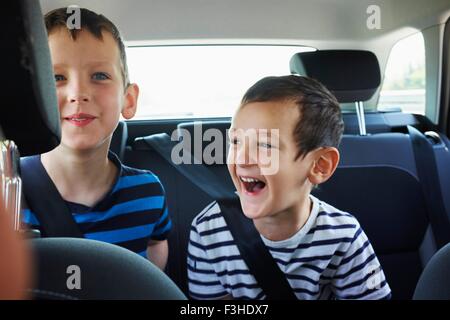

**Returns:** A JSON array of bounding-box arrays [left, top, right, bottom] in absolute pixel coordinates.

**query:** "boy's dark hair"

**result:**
[[44, 7, 129, 88], [241, 75, 344, 160]]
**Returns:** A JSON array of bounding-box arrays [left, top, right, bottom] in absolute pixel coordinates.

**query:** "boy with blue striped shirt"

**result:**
[[187, 75, 391, 299], [22, 8, 171, 269]]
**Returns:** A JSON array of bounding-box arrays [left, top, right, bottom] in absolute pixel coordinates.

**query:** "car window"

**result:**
[[378, 32, 426, 115], [126, 45, 315, 120]]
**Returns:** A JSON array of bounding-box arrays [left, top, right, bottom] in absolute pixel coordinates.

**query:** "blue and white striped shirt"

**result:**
[[22, 152, 172, 258], [187, 195, 391, 300]]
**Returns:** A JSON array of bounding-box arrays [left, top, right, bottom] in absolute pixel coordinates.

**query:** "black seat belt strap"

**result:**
[[20, 156, 84, 238], [218, 198, 298, 300], [144, 133, 297, 299]]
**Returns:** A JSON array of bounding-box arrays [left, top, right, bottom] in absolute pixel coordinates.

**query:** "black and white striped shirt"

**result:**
[[187, 195, 391, 300]]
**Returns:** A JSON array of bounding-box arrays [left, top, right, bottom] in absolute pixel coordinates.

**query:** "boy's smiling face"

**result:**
[[48, 28, 137, 151], [228, 101, 318, 221]]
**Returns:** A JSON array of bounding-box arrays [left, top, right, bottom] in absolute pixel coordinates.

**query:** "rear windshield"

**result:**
[[126, 45, 315, 120]]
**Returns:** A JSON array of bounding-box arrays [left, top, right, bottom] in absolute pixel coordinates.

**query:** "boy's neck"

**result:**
[[40, 143, 118, 207], [253, 195, 312, 242]]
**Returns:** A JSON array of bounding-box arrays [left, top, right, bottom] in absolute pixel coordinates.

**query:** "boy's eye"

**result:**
[[259, 142, 273, 149], [230, 137, 240, 145], [92, 72, 110, 81], [54, 74, 65, 82]]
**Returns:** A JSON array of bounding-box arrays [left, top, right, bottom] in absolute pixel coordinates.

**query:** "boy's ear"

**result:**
[[308, 147, 340, 185], [121, 83, 139, 119]]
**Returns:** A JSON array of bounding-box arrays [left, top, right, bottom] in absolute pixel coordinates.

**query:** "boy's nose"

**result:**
[[67, 81, 91, 104], [68, 91, 90, 103], [235, 143, 257, 167], [69, 94, 90, 103]]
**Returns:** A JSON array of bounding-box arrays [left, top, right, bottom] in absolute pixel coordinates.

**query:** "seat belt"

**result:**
[[408, 126, 450, 249], [20, 156, 84, 238], [144, 133, 297, 300], [218, 198, 298, 300]]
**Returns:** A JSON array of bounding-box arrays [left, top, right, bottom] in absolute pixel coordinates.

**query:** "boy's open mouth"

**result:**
[[239, 176, 267, 195]]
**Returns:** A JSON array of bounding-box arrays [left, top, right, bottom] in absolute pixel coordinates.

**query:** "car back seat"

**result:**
[[110, 121, 128, 161], [316, 133, 432, 299], [128, 122, 433, 298], [126, 139, 214, 295], [124, 51, 450, 299]]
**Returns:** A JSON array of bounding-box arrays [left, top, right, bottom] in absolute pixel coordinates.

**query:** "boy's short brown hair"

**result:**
[[240, 75, 344, 160], [44, 7, 129, 88]]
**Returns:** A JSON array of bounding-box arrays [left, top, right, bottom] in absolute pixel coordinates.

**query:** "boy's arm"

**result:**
[[147, 239, 168, 271], [187, 221, 230, 300], [0, 196, 30, 299], [147, 194, 171, 270], [331, 224, 392, 300]]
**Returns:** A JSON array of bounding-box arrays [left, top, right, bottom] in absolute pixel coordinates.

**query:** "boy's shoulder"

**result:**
[[109, 151, 163, 185], [118, 163, 164, 190], [191, 196, 363, 240], [313, 195, 360, 224], [192, 201, 224, 229], [120, 163, 159, 180], [110, 153, 165, 197], [309, 195, 365, 245]]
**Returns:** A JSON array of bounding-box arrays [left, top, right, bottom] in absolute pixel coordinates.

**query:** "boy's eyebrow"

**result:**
[[52, 61, 116, 69], [52, 63, 68, 69], [263, 129, 280, 138], [86, 61, 116, 68], [259, 130, 283, 147], [228, 128, 283, 146]]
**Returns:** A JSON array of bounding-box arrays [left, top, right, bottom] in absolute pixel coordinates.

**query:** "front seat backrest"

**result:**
[[0, 0, 60, 156], [413, 242, 450, 300], [30, 238, 186, 300]]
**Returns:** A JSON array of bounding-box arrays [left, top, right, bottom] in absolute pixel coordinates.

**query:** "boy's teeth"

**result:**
[[239, 176, 266, 193]]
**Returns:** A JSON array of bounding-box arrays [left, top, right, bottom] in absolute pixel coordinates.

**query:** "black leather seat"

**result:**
[[30, 238, 186, 300], [111, 121, 128, 161], [314, 135, 429, 300], [413, 242, 450, 300]]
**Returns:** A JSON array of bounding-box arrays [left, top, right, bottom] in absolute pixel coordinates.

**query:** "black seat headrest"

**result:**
[[290, 50, 381, 103], [0, 0, 60, 156]]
